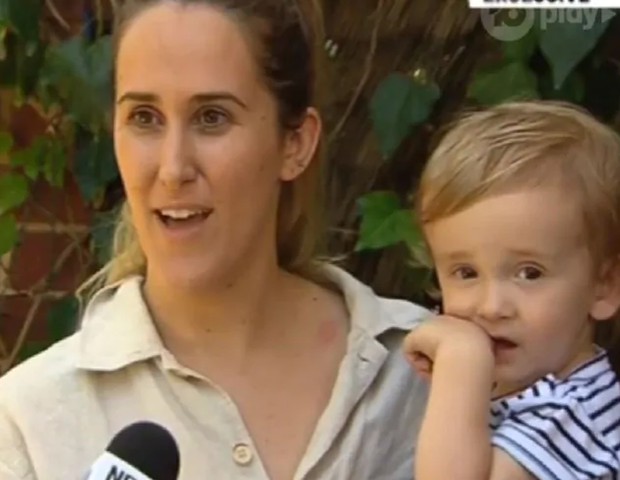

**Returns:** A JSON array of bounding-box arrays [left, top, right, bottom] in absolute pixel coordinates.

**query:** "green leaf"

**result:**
[[0, 0, 43, 94], [0, 172, 29, 214], [538, 10, 613, 89], [0, 131, 12, 154], [0, 26, 7, 60], [42, 137, 66, 187], [0, 31, 18, 87], [0, 214, 18, 254], [11, 138, 44, 180], [502, 27, 538, 61], [370, 73, 441, 159], [41, 36, 113, 131], [404, 211, 425, 249], [0, 28, 45, 95], [11, 137, 45, 181], [47, 296, 78, 342], [0, 1, 8, 25], [0, 0, 42, 49], [74, 132, 118, 201], [11, 136, 66, 185], [540, 71, 585, 103], [356, 191, 419, 251], [468, 61, 539, 106], [17, 340, 48, 362]]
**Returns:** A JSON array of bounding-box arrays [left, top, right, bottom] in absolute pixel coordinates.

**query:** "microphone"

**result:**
[[86, 421, 180, 480]]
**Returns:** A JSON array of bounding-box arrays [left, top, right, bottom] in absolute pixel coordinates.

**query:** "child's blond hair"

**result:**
[[417, 100, 620, 357], [417, 100, 620, 269]]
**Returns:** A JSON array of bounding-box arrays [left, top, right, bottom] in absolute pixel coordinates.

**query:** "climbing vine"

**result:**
[[358, 9, 620, 296], [0, 0, 117, 371], [0, 3, 618, 371]]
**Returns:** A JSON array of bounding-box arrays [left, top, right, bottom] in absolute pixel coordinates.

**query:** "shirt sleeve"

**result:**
[[0, 405, 35, 480], [492, 396, 619, 480]]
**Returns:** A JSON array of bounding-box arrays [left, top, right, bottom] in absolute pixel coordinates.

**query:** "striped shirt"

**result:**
[[490, 351, 620, 480]]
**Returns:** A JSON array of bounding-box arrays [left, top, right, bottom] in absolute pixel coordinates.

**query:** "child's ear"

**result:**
[[590, 257, 620, 321]]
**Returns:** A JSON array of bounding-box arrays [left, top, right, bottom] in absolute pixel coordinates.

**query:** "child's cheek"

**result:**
[[440, 287, 476, 320]]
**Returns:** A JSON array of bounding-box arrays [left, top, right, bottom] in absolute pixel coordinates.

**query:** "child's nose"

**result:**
[[474, 281, 513, 323]]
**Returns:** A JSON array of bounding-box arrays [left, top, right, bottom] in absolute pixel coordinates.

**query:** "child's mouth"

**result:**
[[491, 337, 518, 355]]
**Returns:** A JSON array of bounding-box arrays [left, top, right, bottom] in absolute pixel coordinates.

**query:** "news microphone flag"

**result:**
[[87, 451, 153, 480], [85, 421, 180, 480]]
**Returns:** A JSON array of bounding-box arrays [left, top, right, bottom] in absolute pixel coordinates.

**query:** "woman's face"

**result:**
[[114, 2, 314, 290]]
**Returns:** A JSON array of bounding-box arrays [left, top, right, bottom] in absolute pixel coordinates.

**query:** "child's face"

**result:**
[[424, 187, 620, 392]]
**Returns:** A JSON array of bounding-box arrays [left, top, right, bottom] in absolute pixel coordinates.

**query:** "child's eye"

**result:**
[[517, 265, 543, 281], [452, 266, 477, 280]]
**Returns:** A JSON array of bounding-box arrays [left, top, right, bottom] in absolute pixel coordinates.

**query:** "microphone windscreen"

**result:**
[[107, 421, 180, 480]]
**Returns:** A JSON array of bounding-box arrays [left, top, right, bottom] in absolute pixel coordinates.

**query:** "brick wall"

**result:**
[[0, 0, 95, 370]]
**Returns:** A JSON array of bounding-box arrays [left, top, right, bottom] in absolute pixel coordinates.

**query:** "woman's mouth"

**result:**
[[155, 209, 211, 228]]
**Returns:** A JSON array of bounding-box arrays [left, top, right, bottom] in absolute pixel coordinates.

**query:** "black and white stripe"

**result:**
[[490, 351, 620, 479]]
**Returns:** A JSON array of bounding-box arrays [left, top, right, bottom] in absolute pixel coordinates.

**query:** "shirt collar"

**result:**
[[76, 276, 163, 371], [76, 264, 428, 372], [322, 264, 428, 338]]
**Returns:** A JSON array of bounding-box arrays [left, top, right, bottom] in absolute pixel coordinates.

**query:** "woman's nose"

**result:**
[[157, 127, 198, 189]]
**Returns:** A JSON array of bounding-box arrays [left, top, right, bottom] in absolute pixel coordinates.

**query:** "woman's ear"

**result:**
[[590, 257, 620, 321], [279, 107, 322, 181]]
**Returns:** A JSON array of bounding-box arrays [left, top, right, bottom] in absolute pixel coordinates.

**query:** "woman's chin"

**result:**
[[146, 258, 226, 293]]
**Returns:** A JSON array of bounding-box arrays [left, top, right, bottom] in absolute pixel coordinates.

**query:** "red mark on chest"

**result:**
[[317, 320, 339, 345]]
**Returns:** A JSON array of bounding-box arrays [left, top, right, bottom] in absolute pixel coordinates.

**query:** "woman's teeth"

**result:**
[[156, 209, 209, 225], [159, 209, 207, 219]]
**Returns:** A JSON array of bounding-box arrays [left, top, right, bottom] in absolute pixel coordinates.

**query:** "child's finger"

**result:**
[[407, 352, 433, 381]]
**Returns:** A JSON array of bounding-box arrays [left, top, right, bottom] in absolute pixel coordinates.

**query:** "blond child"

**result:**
[[405, 101, 620, 480]]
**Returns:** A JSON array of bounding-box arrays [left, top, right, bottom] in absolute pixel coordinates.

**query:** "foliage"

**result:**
[[369, 73, 441, 159], [355, 191, 422, 251], [0, 0, 117, 371], [0, 3, 619, 370], [362, 9, 620, 297]]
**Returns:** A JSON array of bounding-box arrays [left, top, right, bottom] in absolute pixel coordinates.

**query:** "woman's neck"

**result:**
[[142, 258, 310, 367]]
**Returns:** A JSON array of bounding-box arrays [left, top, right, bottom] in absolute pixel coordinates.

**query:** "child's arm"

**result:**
[[404, 316, 534, 480]]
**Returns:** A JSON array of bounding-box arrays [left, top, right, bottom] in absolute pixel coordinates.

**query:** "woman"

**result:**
[[0, 1, 428, 479]]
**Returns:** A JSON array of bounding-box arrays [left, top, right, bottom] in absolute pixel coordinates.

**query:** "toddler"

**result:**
[[405, 101, 620, 480]]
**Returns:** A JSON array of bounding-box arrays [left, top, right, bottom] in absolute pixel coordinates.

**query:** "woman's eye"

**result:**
[[517, 266, 543, 281], [128, 109, 159, 128], [453, 266, 477, 280], [195, 108, 228, 128]]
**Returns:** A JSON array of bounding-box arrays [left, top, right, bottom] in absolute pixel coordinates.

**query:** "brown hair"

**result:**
[[82, 0, 328, 295]]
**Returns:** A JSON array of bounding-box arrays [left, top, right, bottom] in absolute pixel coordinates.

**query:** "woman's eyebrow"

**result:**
[[116, 92, 159, 105], [116, 91, 248, 110], [191, 92, 248, 110]]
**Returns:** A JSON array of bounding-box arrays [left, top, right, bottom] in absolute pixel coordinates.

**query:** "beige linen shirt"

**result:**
[[0, 266, 429, 480]]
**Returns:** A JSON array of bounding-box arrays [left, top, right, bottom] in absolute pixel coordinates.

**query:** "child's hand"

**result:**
[[403, 315, 494, 380]]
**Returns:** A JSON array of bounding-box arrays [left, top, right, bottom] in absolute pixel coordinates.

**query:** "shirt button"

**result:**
[[233, 443, 253, 466]]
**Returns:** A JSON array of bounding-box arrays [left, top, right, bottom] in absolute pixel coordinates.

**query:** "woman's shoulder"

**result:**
[[0, 276, 146, 409], [321, 263, 430, 335], [0, 332, 83, 411], [320, 263, 429, 388]]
